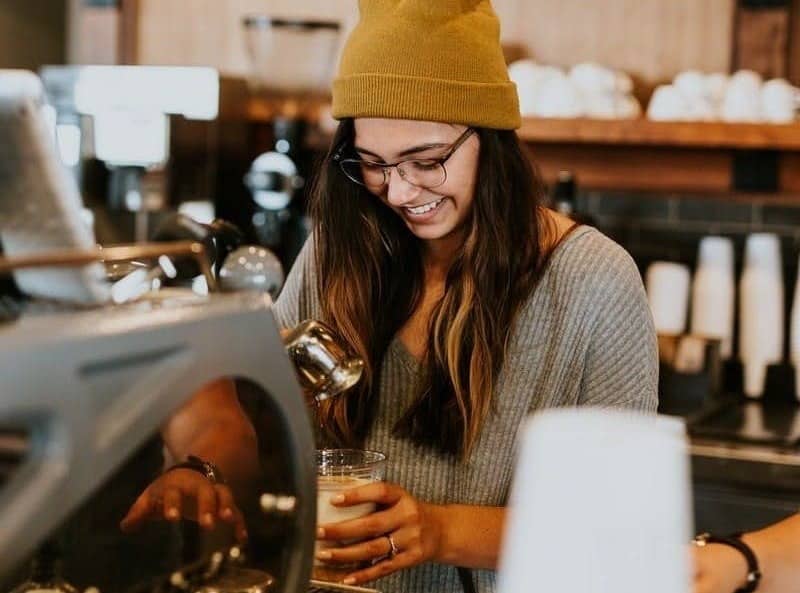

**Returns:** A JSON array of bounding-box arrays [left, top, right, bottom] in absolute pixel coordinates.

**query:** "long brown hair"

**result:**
[[310, 119, 551, 457]]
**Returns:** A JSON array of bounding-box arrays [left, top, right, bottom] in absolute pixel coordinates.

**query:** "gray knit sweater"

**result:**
[[274, 226, 658, 593]]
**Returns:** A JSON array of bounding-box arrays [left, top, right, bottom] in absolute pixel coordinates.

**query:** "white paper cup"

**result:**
[[498, 409, 692, 593], [739, 233, 784, 397], [646, 261, 691, 335], [691, 237, 735, 358], [789, 253, 800, 401]]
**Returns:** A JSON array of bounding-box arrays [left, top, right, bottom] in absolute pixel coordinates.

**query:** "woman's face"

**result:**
[[353, 118, 480, 243]]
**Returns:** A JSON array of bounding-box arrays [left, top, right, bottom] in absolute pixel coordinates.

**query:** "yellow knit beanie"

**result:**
[[332, 0, 521, 130]]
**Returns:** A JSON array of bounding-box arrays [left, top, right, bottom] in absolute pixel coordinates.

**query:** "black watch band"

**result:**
[[693, 532, 761, 593], [169, 455, 225, 485]]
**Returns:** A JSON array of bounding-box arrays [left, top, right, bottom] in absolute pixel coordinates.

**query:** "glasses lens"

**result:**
[[339, 160, 365, 185], [340, 160, 388, 189], [398, 161, 446, 189]]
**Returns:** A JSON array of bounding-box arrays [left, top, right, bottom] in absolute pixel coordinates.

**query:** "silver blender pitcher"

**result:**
[[218, 249, 363, 403], [283, 320, 364, 404]]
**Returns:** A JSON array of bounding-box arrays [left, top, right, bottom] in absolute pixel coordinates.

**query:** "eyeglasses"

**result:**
[[333, 127, 475, 191]]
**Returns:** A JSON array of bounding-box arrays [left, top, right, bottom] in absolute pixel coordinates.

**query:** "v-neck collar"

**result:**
[[389, 225, 594, 371]]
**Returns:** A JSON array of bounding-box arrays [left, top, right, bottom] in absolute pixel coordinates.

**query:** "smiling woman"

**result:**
[[272, 1, 658, 592]]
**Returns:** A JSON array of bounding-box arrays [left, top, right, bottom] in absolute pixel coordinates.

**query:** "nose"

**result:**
[[385, 167, 421, 207]]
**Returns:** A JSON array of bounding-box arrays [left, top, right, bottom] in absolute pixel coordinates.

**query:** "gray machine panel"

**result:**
[[0, 292, 316, 592]]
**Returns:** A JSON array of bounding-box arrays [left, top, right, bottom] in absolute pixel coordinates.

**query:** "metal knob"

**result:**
[[218, 246, 285, 299], [259, 493, 298, 517]]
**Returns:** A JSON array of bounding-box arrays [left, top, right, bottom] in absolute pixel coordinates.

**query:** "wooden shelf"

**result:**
[[216, 76, 800, 194], [518, 118, 800, 151]]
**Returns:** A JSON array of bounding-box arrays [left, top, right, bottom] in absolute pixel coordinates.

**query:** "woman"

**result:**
[[272, 1, 658, 591]]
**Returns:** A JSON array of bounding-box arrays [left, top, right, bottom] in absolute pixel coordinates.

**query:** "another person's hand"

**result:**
[[315, 482, 443, 585], [120, 469, 248, 542], [692, 541, 749, 593]]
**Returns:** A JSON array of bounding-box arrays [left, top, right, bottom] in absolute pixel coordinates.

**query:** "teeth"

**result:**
[[406, 199, 442, 215]]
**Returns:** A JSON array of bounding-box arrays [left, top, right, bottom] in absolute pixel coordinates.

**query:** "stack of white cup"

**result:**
[[690, 237, 736, 359], [739, 233, 784, 398], [790, 254, 800, 401], [498, 409, 692, 593], [646, 262, 691, 335], [647, 69, 798, 123]]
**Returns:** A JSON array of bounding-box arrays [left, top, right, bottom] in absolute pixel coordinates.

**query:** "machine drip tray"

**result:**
[[689, 397, 800, 448]]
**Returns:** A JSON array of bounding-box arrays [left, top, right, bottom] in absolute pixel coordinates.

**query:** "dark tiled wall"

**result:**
[[575, 192, 800, 276], [576, 191, 800, 392]]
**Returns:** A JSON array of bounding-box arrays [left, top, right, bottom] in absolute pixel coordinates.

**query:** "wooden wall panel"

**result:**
[[790, 0, 800, 85], [733, 6, 791, 79], [0, 0, 66, 69], [128, 0, 357, 76], [494, 0, 735, 87], [67, 0, 120, 65], [125, 0, 736, 90]]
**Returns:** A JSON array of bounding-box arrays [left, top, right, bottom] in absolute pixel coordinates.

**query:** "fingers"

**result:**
[[215, 484, 236, 521], [196, 481, 219, 529], [163, 487, 182, 521], [315, 535, 393, 564], [330, 482, 404, 508], [121, 472, 249, 539], [120, 490, 154, 532], [319, 507, 400, 541], [341, 550, 421, 586], [215, 485, 248, 542]]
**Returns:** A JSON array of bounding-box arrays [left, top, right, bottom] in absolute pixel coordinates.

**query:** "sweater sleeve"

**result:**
[[577, 241, 659, 413], [272, 237, 319, 330]]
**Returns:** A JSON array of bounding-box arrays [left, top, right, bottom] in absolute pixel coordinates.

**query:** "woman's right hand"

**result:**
[[120, 469, 248, 542], [692, 542, 749, 593]]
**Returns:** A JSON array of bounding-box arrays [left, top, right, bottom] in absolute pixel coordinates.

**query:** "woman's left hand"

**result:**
[[315, 482, 444, 585], [691, 542, 749, 593]]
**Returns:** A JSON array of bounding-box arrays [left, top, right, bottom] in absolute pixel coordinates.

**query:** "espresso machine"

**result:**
[[0, 68, 376, 593], [0, 290, 314, 591], [0, 284, 371, 593], [40, 66, 220, 244], [241, 18, 341, 268]]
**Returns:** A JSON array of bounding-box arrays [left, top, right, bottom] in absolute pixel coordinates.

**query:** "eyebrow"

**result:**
[[354, 142, 450, 161]]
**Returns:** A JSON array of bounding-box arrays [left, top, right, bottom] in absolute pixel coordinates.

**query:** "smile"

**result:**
[[404, 198, 444, 216]]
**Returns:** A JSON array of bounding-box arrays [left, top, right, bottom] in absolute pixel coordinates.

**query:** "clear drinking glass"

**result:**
[[314, 449, 386, 575]]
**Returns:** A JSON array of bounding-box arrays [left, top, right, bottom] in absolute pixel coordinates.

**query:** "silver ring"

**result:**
[[385, 533, 399, 559]]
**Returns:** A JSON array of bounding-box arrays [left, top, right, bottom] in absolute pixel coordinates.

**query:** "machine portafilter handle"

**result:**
[[152, 214, 245, 280]]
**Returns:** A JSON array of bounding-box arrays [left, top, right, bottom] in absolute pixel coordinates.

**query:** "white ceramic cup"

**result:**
[[721, 70, 763, 122], [706, 72, 730, 108], [761, 78, 797, 123], [690, 236, 735, 358], [508, 59, 545, 117], [569, 62, 617, 95], [674, 70, 715, 120], [533, 72, 584, 118], [646, 261, 691, 335], [647, 85, 690, 121], [498, 409, 692, 593], [739, 233, 784, 397], [674, 70, 707, 102]]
